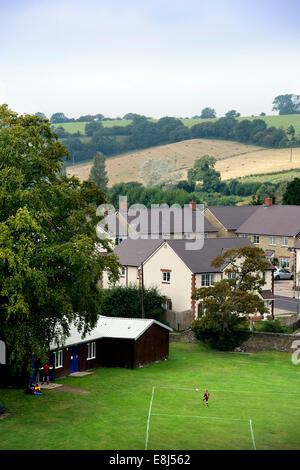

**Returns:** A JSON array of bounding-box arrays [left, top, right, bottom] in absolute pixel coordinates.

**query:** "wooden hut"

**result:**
[[49, 316, 172, 380]]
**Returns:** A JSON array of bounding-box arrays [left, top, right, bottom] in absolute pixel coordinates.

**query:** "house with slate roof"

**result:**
[[205, 205, 259, 238], [235, 199, 300, 274], [99, 200, 218, 246], [102, 237, 275, 326]]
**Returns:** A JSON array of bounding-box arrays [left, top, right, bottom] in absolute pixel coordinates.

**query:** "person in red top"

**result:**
[[203, 389, 210, 407], [39, 363, 52, 385]]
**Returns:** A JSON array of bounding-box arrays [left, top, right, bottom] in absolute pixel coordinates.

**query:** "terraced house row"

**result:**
[[101, 197, 300, 291]]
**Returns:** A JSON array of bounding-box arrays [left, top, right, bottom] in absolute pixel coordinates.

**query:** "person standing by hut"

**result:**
[[39, 363, 53, 385]]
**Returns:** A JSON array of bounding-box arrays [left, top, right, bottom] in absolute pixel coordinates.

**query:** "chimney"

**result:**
[[189, 200, 197, 211], [264, 197, 272, 207], [119, 201, 128, 212]]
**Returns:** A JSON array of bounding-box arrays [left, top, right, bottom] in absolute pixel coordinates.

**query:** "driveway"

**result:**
[[274, 280, 295, 298], [274, 280, 300, 313]]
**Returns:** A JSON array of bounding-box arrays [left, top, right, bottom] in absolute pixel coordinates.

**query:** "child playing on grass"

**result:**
[[203, 389, 210, 407]]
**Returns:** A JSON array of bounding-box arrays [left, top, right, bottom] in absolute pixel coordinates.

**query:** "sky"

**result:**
[[1, 0, 300, 119]]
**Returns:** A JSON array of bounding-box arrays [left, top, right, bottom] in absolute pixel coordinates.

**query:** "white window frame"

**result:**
[[87, 342, 96, 360], [269, 236, 276, 246], [54, 350, 63, 369], [201, 273, 214, 287], [281, 237, 288, 247], [228, 272, 236, 279], [162, 271, 171, 283], [115, 237, 123, 246], [280, 258, 290, 268], [121, 266, 126, 277], [253, 235, 260, 244]]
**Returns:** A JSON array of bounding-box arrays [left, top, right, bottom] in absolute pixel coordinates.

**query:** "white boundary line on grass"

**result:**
[[157, 386, 300, 397], [145, 386, 155, 450], [249, 419, 256, 450], [152, 413, 248, 422], [146, 386, 258, 451]]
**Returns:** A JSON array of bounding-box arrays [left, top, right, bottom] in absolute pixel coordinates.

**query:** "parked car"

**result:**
[[274, 268, 293, 280]]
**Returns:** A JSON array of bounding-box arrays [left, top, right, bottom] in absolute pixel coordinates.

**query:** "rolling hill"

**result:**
[[54, 114, 300, 134], [66, 138, 300, 187]]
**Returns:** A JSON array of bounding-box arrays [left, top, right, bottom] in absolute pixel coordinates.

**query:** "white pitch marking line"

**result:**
[[152, 413, 248, 422], [145, 386, 155, 450], [157, 386, 300, 397], [249, 419, 256, 450]]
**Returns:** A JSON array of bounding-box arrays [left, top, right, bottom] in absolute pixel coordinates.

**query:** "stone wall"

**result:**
[[240, 331, 297, 352], [170, 329, 199, 343], [169, 329, 298, 352]]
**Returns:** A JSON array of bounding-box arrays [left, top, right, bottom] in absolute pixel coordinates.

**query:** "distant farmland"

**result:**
[[66, 139, 263, 186], [54, 114, 300, 134], [66, 138, 300, 186]]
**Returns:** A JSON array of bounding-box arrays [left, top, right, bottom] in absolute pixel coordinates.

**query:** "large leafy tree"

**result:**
[[191, 246, 270, 350], [200, 107, 216, 119], [272, 94, 300, 115], [0, 105, 120, 375], [187, 155, 221, 192]]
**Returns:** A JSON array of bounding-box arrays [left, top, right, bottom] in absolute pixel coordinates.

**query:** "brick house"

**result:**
[[235, 199, 300, 273]]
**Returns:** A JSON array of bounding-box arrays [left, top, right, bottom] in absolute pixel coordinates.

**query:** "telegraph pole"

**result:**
[[141, 262, 145, 318]]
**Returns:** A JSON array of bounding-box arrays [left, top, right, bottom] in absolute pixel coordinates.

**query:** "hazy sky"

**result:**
[[1, 0, 299, 118]]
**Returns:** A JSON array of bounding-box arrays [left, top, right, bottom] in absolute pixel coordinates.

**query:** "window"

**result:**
[[121, 266, 126, 277], [201, 273, 214, 287], [162, 271, 171, 283], [280, 258, 290, 268], [115, 237, 123, 245], [240, 234, 248, 238], [282, 237, 288, 247], [87, 342, 96, 360], [54, 350, 63, 368], [262, 271, 266, 281], [164, 299, 172, 310], [269, 236, 276, 245], [228, 272, 236, 279], [253, 235, 260, 244], [200, 233, 208, 239], [137, 268, 140, 279]]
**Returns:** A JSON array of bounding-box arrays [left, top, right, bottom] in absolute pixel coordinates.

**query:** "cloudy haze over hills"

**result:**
[[1, 0, 299, 118]]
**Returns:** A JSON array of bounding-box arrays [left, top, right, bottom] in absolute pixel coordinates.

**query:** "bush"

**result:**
[[191, 319, 250, 351], [100, 285, 166, 322], [258, 319, 291, 333]]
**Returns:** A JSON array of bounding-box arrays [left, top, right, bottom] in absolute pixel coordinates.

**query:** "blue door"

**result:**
[[70, 346, 79, 374]]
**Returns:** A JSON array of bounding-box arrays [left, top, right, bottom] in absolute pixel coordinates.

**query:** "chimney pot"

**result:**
[[189, 200, 197, 211], [264, 197, 272, 207]]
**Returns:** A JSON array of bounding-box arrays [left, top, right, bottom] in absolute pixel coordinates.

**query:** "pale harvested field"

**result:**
[[66, 139, 263, 186], [216, 147, 300, 181]]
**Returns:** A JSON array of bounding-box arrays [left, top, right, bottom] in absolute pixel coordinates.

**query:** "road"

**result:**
[[275, 295, 300, 313]]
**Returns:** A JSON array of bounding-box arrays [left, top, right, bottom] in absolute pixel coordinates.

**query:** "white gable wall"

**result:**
[[143, 243, 192, 312]]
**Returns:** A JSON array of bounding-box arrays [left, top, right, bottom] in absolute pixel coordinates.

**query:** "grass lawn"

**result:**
[[1, 343, 300, 450]]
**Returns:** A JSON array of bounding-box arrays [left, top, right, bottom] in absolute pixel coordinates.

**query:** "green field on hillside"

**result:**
[[1, 343, 299, 450], [53, 119, 132, 134], [53, 114, 300, 135], [235, 168, 300, 184]]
